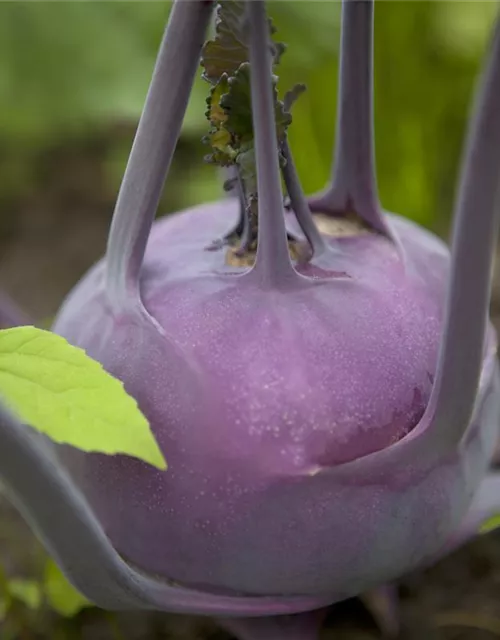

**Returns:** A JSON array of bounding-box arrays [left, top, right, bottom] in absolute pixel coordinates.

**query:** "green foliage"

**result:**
[[0, 568, 42, 622], [44, 559, 90, 617], [200, 0, 285, 83], [220, 65, 254, 140], [480, 514, 500, 535], [0, 326, 166, 469], [6, 579, 42, 611], [0, 1, 496, 227], [0, 565, 42, 634], [0, 556, 91, 637], [200, 0, 304, 217]]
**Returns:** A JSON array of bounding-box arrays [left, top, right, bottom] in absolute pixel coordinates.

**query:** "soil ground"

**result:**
[[1, 137, 500, 640]]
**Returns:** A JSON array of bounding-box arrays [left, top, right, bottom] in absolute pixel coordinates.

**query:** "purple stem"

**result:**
[[233, 169, 248, 238], [105, 0, 214, 314], [0, 400, 333, 616], [223, 166, 239, 198], [309, 0, 391, 238], [419, 19, 500, 451], [247, 0, 300, 289], [282, 139, 327, 257], [0, 292, 31, 329], [218, 608, 328, 640]]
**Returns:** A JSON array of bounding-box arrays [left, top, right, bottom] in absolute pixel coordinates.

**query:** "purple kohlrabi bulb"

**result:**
[[34, 0, 500, 638]]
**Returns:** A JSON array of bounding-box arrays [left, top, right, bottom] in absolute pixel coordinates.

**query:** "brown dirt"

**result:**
[[1, 137, 500, 639]]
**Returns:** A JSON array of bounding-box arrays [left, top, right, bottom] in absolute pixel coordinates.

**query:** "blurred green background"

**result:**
[[1, 0, 497, 221], [0, 1, 498, 321]]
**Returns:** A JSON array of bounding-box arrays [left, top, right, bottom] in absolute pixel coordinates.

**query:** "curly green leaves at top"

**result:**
[[201, 0, 305, 200], [201, 0, 285, 84], [0, 326, 167, 470]]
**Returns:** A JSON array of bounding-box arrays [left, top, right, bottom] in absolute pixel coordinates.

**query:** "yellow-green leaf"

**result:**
[[0, 326, 167, 470], [480, 514, 500, 535], [44, 560, 90, 617], [210, 128, 232, 152], [206, 75, 229, 126], [8, 579, 42, 610]]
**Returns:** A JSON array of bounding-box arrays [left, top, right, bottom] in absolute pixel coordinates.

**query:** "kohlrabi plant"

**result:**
[[1, 1, 500, 639]]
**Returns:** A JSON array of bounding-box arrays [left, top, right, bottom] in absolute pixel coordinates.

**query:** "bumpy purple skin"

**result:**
[[52, 197, 499, 599]]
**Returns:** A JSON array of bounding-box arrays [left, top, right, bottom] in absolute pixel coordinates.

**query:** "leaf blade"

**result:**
[[0, 326, 167, 470], [8, 579, 42, 611]]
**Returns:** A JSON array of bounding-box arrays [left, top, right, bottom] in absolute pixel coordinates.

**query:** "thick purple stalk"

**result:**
[[0, 292, 30, 328], [309, 0, 391, 237], [230, 168, 248, 236], [105, 0, 213, 315], [235, 173, 247, 223], [247, 0, 301, 289], [418, 20, 500, 451], [223, 166, 238, 198], [281, 139, 326, 257]]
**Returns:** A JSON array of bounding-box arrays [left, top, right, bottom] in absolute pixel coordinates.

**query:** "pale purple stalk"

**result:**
[[231, 169, 250, 243], [416, 20, 500, 451], [246, 0, 301, 289], [281, 138, 326, 257], [105, 0, 214, 316], [308, 0, 391, 237], [223, 166, 240, 198], [208, 168, 247, 250]]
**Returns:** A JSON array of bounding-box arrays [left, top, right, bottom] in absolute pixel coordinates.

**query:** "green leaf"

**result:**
[[44, 560, 90, 617], [220, 63, 254, 139], [206, 74, 230, 126], [0, 568, 41, 622], [0, 326, 167, 470], [201, 0, 248, 84], [480, 514, 500, 535], [7, 579, 42, 611], [209, 128, 233, 154], [200, 1, 298, 185], [220, 64, 294, 144], [201, 1, 284, 85], [235, 144, 257, 196]]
